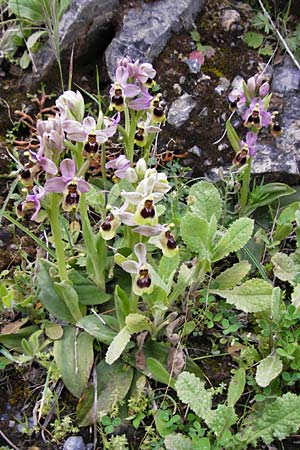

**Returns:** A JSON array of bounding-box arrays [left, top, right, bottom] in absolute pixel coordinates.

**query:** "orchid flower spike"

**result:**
[[16, 186, 45, 221], [122, 243, 153, 296], [243, 98, 272, 130]]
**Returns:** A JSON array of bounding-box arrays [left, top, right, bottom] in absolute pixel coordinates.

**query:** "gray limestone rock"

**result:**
[[105, 0, 206, 79], [167, 93, 197, 128], [23, 0, 119, 86], [272, 56, 300, 94], [63, 436, 86, 450]]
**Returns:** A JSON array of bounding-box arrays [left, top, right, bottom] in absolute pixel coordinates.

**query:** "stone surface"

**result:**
[[167, 93, 197, 128], [220, 9, 241, 31], [105, 0, 206, 79], [215, 77, 230, 95], [23, 0, 119, 86], [63, 436, 86, 450], [272, 56, 300, 94]]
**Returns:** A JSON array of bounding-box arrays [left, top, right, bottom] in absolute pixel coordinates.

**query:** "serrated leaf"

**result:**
[[105, 327, 131, 365], [211, 279, 272, 313], [211, 218, 254, 262], [256, 353, 283, 387], [235, 393, 300, 445], [159, 253, 180, 283], [271, 252, 300, 283], [207, 404, 237, 438], [244, 31, 264, 49], [214, 261, 251, 289], [292, 285, 300, 308], [175, 371, 213, 420], [226, 120, 241, 153], [53, 326, 94, 398], [188, 181, 222, 222], [227, 368, 246, 407], [180, 213, 209, 258], [165, 433, 193, 450]]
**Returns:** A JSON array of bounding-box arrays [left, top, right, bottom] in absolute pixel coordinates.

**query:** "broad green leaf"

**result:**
[[114, 285, 130, 328], [227, 368, 246, 407], [213, 261, 251, 289], [277, 201, 300, 225], [187, 181, 222, 222], [211, 218, 254, 262], [125, 313, 152, 333], [165, 433, 193, 450], [36, 262, 74, 323], [0, 325, 39, 351], [234, 393, 300, 446], [226, 120, 241, 153], [244, 31, 264, 48], [271, 252, 300, 283], [77, 359, 133, 426], [211, 279, 272, 313], [8, 0, 44, 22], [175, 371, 213, 420], [180, 213, 209, 258], [69, 270, 111, 305], [256, 353, 283, 387], [53, 326, 94, 398], [77, 315, 117, 345], [54, 280, 83, 322], [147, 357, 175, 389], [105, 327, 131, 365]]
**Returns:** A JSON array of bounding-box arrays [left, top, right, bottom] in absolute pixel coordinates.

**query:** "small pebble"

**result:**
[[173, 83, 182, 95], [63, 436, 86, 450]]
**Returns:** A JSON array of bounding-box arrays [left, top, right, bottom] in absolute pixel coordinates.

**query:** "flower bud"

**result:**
[[135, 158, 147, 179], [125, 167, 138, 183]]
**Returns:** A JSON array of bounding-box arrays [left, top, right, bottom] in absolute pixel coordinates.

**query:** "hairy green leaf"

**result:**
[[165, 433, 193, 450], [244, 31, 264, 49], [212, 279, 272, 313], [105, 327, 131, 365], [271, 252, 300, 283], [211, 218, 254, 262], [125, 313, 152, 333], [256, 353, 283, 387], [214, 261, 251, 289], [187, 181, 222, 222], [235, 393, 300, 445], [180, 213, 209, 258], [175, 371, 213, 420]]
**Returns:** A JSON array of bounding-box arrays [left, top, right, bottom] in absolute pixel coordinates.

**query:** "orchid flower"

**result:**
[[56, 90, 85, 123], [44, 159, 90, 211], [122, 243, 153, 295], [233, 132, 258, 165], [150, 94, 165, 123], [16, 186, 45, 221], [105, 154, 131, 179], [243, 98, 272, 129], [134, 113, 161, 147], [133, 224, 179, 257], [28, 146, 58, 175], [37, 115, 65, 155]]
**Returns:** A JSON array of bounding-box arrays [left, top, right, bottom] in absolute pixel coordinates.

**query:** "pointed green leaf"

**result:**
[[256, 353, 283, 387], [188, 181, 222, 221], [227, 368, 246, 407], [114, 285, 130, 328], [105, 327, 131, 365], [212, 279, 272, 313], [214, 261, 251, 289], [211, 218, 254, 262], [77, 315, 117, 345], [53, 326, 94, 398], [54, 280, 83, 322], [69, 270, 111, 305], [226, 120, 241, 153], [147, 357, 175, 389]]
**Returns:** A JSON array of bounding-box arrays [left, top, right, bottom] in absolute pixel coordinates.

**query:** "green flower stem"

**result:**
[[101, 143, 107, 190], [48, 193, 69, 282], [129, 290, 139, 313], [143, 133, 156, 163], [240, 157, 252, 214], [79, 194, 106, 290], [127, 109, 137, 162]]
